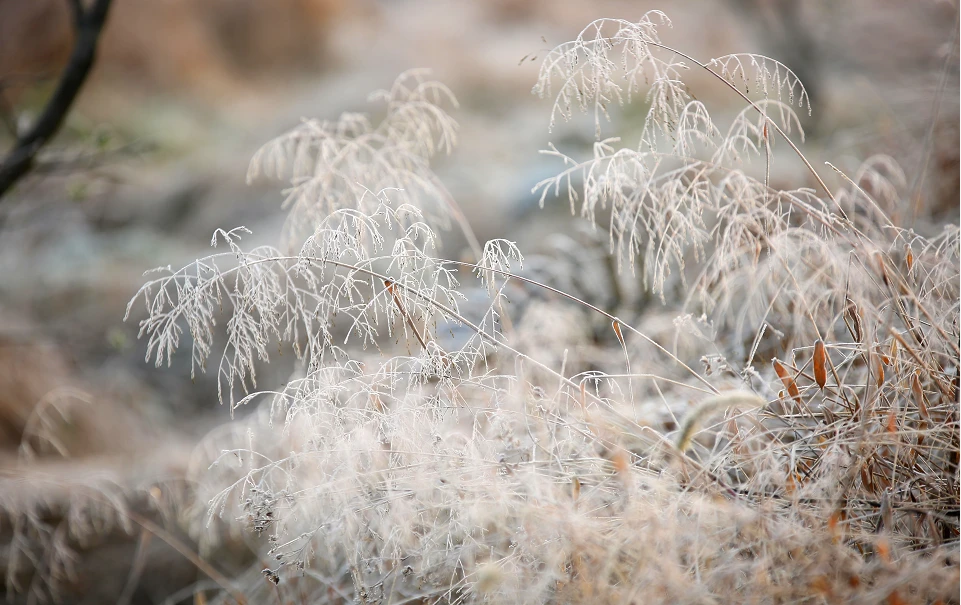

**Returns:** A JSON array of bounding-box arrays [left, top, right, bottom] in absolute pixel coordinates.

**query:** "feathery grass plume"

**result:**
[[535, 11, 958, 568], [675, 390, 766, 452], [247, 69, 479, 253]]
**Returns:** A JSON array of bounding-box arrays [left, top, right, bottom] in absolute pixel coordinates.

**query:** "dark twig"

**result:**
[[0, 0, 113, 199]]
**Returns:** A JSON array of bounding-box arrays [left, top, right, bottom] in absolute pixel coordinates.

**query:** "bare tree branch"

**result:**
[[0, 0, 113, 199]]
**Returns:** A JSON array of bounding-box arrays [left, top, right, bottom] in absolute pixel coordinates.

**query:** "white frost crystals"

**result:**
[[247, 69, 462, 248], [121, 11, 959, 605], [126, 191, 489, 409]]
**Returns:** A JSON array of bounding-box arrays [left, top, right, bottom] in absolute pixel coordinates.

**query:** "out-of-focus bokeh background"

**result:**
[[0, 0, 957, 602]]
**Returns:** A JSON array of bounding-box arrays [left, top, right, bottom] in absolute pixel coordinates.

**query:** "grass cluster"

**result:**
[[8, 12, 959, 605]]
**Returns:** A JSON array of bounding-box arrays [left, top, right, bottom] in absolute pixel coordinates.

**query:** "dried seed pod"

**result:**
[[860, 465, 873, 491], [876, 539, 893, 566], [813, 339, 827, 390], [828, 510, 843, 542], [874, 353, 885, 388], [611, 447, 629, 475], [612, 320, 625, 347], [810, 575, 833, 596], [844, 297, 862, 343], [911, 324, 927, 348], [773, 359, 801, 401], [875, 251, 890, 287], [726, 416, 740, 440], [911, 373, 929, 420], [926, 515, 941, 547], [785, 472, 797, 494]]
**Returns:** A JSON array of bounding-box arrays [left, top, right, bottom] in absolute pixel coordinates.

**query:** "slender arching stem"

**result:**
[[442, 260, 718, 394], [647, 42, 840, 211], [309, 255, 717, 401], [131, 247, 717, 395]]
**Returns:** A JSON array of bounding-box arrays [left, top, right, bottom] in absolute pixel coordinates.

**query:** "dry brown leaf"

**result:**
[[611, 447, 629, 475]]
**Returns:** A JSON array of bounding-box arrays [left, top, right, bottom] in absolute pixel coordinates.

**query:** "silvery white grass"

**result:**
[[112, 12, 960, 604]]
